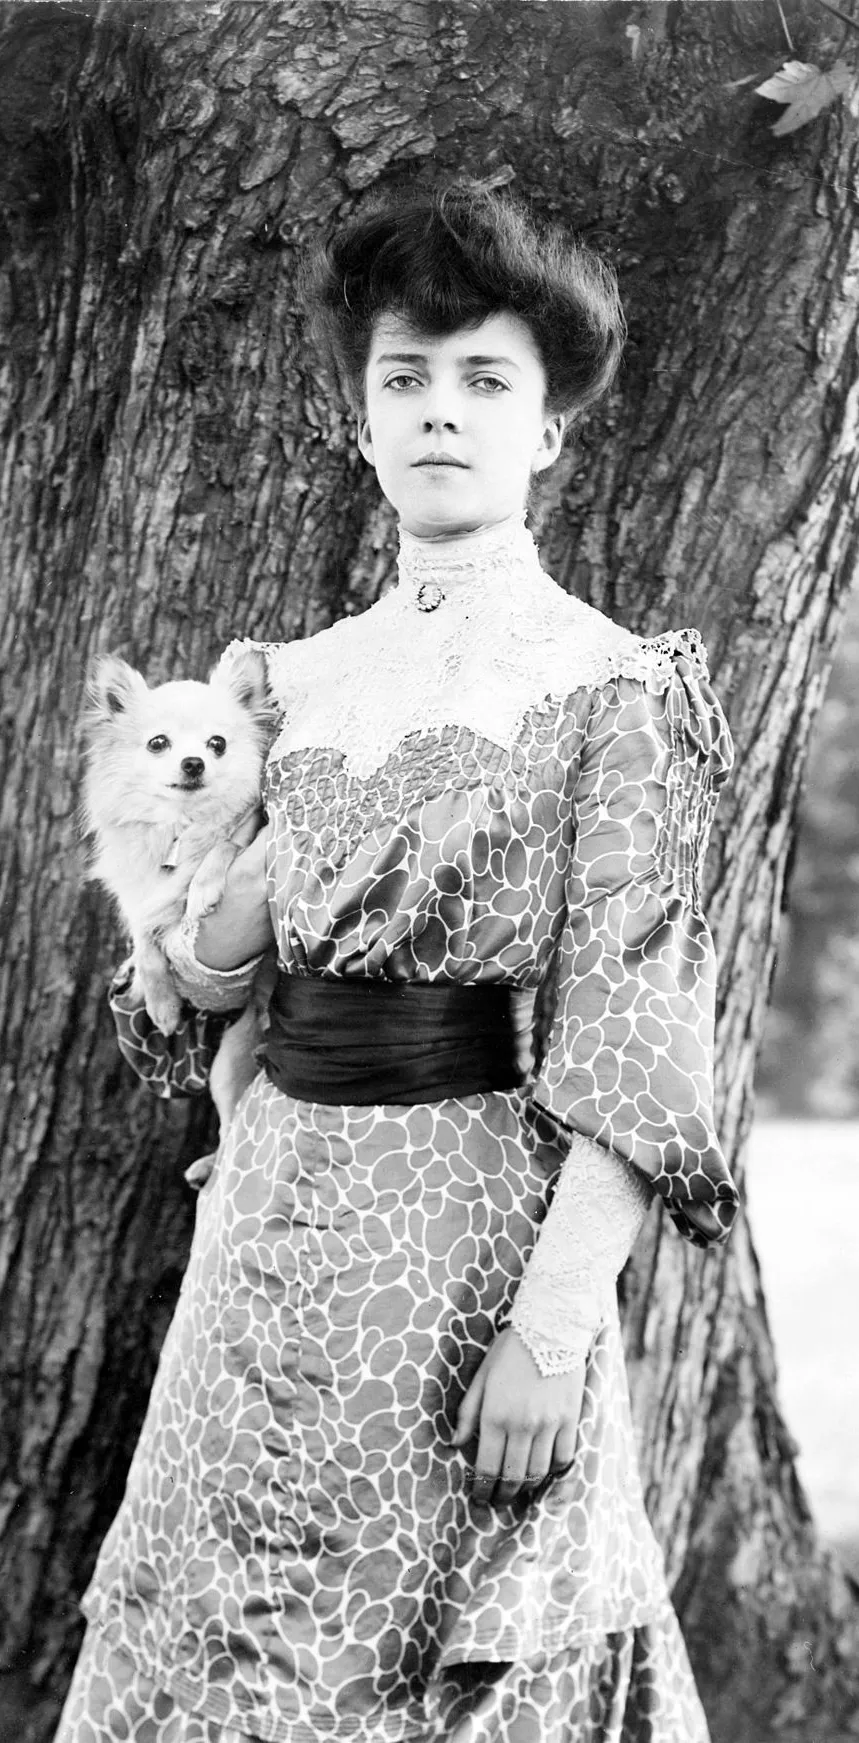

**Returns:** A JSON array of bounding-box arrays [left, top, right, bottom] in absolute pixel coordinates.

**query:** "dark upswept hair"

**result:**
[[301, 184, 626, 422]]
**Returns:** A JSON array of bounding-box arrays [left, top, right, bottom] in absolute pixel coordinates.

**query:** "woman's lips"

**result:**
[[412, 455, 468, 468]]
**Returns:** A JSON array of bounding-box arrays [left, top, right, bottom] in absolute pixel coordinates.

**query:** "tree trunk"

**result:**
[[756, 581, 859, 1119], [1, 3, 857, 1738]]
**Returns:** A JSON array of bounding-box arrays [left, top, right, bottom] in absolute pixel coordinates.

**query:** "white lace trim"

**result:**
[[508, 1129, 653, 1377], [229, 518, 708, 781], [161, 919, 263, 1013]]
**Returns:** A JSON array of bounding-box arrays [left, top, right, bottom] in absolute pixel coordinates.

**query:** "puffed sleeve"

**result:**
[[108, 958, 244, 1100], [530, 630, 739, 1250]]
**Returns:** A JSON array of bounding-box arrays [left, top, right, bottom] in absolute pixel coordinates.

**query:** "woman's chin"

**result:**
[[401, 516, 482, 539], [397, 498, 511, 539]]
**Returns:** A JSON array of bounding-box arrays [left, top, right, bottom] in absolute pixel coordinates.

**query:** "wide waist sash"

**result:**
[[262, 973, 536, 1106]]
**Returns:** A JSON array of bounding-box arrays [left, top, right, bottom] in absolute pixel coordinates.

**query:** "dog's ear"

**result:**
[[209, 645, 269, 714], [87, 654, 148, 720]]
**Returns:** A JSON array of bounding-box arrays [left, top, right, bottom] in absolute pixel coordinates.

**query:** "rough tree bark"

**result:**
[[1, 3, 857, 1739], [758, 583, 859, 1118]]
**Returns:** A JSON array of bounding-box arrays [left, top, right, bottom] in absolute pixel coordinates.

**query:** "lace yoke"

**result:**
[[230, 517, 709, 781]]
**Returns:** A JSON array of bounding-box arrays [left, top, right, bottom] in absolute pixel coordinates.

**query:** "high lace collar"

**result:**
[[395, 514, 545, 605], [243, 509, 708, 781]]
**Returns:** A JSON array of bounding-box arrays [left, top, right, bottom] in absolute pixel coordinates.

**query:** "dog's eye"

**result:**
[[207, 735, 227, 757], [147, 735, 170, 754]]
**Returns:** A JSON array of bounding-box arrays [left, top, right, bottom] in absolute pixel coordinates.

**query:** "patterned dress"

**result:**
[[60, 518, 738, 1743]]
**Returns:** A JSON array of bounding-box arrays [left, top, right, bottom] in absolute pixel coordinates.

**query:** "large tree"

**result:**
[[1, 3, 858, 1738], [758, 582, 859, 1118]]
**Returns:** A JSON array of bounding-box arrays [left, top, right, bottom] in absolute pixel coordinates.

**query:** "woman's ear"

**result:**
[[532, 414, 565, 475], [357, 414, 375, 467]]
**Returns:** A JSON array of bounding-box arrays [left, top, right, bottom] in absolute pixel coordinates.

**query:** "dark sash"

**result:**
[[262, 973, 535, 1106]]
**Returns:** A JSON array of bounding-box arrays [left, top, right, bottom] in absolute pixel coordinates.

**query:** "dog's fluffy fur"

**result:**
[[82, 647, 271, 1039]]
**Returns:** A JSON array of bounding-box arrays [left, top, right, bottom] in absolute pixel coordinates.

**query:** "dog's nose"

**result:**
[[181, 756, 205, 780]]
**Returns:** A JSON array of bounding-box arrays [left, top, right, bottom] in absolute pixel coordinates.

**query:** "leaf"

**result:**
[[754, 59, 852, 136], [755, 60, 823, 103]]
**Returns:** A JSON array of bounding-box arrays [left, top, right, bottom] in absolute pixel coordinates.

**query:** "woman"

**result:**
[[59, 185, 739, 1743]]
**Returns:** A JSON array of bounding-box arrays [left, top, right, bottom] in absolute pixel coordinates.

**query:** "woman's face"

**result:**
[[358, 311, 564, 537]]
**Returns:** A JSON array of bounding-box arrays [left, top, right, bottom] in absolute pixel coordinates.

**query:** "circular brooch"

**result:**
[[415, 581, 444, 612]]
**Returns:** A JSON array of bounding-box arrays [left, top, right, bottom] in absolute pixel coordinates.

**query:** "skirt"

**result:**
[[67, 1077, 709, 1743], [56, 1611, 708, 1742]]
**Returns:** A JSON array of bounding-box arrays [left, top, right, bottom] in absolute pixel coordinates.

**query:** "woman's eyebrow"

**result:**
[[375, 352, 429, 365], [374, 351, 521, 369], [462, 354, 521, 370]]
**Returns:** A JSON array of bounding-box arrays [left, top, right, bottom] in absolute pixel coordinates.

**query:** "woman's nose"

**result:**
[[421, 387, 461, 432]]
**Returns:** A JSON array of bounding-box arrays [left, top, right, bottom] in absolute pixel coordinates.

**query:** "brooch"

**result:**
[[415, 581, 444, 612]]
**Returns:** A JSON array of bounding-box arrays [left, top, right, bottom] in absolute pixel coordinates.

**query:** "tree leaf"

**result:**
[[755, 60, 820, 103], [754, 59, 852, 136]]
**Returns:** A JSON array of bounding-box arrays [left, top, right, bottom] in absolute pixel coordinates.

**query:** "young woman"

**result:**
[[59, 185, 739, 1743]]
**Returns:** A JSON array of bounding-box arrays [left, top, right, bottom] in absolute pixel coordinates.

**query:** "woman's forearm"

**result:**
[[192, 828, 274, 970], [507, 1130, 652, 1375]]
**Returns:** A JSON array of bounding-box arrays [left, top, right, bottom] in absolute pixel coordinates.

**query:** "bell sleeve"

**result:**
[[531, 631, 739, 1246]]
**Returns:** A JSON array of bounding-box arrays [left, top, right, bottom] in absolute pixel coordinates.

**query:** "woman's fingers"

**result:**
[[471, 1424, 559, 1508], [493, 1426, 559, 1505], [522, 1427, 557, 1490], [551, 1419, 580, 1476], [469, 1420, 508, 1507], [452, 1362, 486, 1455], [490, 1429, 532, 1506], [550, 1368, 585, 1475]]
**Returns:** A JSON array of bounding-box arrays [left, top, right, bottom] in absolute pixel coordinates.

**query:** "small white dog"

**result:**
[[82, 646, 273, 1133]]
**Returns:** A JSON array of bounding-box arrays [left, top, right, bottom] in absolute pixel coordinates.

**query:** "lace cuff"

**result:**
[[509, 1130, 653, 1376], [161, 915, 264, 1013]]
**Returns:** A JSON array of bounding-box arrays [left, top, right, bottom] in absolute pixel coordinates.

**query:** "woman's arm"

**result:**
[[452, 1136, 651, 1507], [109, 820, 274, 1098], [528, 652, 738, 1247], [452, 643, 738, 1504], [190, 823, 274, 970]]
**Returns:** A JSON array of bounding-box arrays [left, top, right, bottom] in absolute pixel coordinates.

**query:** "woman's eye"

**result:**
[[473, 375, 507, 394], [384, 373, 421, 392], [147, 735, 170, 754], [207, 735, 227, 757]]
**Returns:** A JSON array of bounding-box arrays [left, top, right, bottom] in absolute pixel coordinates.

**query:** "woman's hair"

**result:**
[[301, 183, 626, 423]]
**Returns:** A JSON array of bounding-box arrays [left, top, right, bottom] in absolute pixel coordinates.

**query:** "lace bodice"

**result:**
[[232, 516, 705, 783]]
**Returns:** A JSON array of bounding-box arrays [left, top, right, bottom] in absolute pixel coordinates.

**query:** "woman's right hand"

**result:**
[[192, 818, 275, 970], [452, 1327, 583, 1507]]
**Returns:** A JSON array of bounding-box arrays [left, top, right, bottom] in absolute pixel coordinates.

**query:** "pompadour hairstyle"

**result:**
[[301, 183, 626, 422]]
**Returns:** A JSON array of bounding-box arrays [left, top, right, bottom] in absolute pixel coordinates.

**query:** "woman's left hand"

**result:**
[[192, 819, 273, 970], [451, 1327, 585, 1507]]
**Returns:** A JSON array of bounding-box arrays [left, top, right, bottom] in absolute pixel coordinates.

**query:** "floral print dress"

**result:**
[[59, 517, 738, 1743]]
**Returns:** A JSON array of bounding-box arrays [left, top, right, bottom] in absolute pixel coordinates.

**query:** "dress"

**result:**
[[60, 517, 738, 1743]]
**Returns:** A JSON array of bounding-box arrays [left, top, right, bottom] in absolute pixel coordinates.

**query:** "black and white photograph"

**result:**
[[1, 4, 857, 1742]]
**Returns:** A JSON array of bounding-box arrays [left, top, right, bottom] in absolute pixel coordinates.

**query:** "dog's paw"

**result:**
[[145, 986, 183, 1035]]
